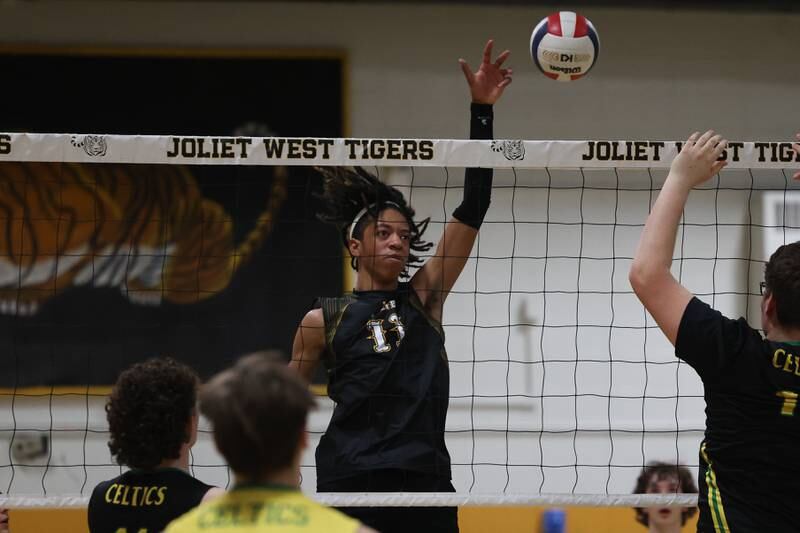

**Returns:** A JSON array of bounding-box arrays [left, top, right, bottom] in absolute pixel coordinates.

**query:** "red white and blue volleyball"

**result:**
[[530, 11, 599, 82]]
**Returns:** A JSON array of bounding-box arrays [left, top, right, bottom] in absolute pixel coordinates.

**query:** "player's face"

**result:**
[[357, 208, 411, 282], [644, 476, 684, 529]]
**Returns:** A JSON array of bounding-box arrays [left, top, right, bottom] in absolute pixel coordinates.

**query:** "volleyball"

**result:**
[[530, 11, 599, 82]]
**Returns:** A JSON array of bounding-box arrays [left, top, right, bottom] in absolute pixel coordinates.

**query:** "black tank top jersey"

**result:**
[[316, 282, 451, 485], [88, 467, 213, 533]]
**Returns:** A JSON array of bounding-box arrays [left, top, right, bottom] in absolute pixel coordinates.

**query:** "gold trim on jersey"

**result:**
[[700, 442, 730, 532]]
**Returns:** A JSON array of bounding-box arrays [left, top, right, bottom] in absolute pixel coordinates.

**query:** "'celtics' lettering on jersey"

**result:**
[[88, 468, 212, 533], [676, 297, 800, 532], [102, 483, 167, 507], [165, 484, 358, 533], [315, 282, 451, 485], [196, 500, 309, 528]]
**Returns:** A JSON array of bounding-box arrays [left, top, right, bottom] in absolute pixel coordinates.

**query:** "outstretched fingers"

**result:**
[[710, 137, 727, 158], [682, 132, 700, 151], [459, 58, 475, 84], [702, 133, 727, 175], [465, 38, 512, 104], [695, 130, 714, 149], [482, 39, 494, 65], [494, 49, 511, 67], [711, 160, 728, 175], [696, 132, 726, 165]]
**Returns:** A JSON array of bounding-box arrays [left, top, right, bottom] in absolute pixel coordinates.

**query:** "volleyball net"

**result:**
[[0, 133, 798, 508]]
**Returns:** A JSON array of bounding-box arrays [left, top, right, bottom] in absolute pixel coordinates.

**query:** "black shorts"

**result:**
[[318, 469, 459, 533]]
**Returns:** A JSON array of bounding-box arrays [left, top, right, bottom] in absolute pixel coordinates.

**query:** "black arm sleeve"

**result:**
[[452, 103, 493, 229]]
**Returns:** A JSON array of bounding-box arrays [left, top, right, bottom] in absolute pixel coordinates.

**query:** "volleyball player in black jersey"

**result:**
[[88, 358, 223, 533], [289, 40, 512, 533], [630, 132, 800, 532]]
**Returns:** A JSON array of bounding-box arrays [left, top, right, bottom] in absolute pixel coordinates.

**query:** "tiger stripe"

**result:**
[[0, 162, 287, 305], [700, 442, 730, 532]]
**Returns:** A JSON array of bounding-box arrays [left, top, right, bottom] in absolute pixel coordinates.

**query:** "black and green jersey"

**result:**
[[88, 467, 213, 533], [676, 297, 800, 532], [315, 282, 451, 486]]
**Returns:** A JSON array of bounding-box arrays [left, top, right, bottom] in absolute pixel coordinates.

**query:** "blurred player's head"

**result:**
[[762, 241, 800, 335], [107, 357, 200, 470], [315, 167, 432, 283], [200, 352, 315, 483], [633, 462, 697, 529]]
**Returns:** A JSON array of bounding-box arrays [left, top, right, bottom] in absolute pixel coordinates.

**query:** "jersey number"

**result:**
[[776, 390, 798, 417], [367, 313, 405, 353]]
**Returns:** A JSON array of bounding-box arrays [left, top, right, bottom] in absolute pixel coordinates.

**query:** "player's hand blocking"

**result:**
[[459, 39, 512, 105], [670, 130, 728, 188], [792, 132, 800, 180]]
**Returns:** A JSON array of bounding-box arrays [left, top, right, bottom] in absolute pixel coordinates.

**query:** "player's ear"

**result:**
[[299, 425, 309, 451], [764, 292, 777, 318], [186, 408, 199, 446], [348, 238, 362, 259]]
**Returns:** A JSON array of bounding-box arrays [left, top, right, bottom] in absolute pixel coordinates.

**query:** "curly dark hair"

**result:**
[[633, 462, 698, 527], [315, 167, 432, 278], [200, 352, 315, 481], [106, 357, 199, 470], [764, 241, 800, 328]]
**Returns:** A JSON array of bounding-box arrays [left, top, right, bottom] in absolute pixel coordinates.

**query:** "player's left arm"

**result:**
[[629, 131, 727, 345], [412, 39, 512, 314]]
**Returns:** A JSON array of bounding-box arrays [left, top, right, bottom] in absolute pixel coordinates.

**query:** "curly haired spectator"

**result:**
[[88, 357, 223, 533]]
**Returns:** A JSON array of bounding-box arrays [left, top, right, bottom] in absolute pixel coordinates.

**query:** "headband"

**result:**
[[348, 201, 403, 241]]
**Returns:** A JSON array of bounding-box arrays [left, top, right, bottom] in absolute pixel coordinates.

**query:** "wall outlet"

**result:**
[[11, 433, 49, 462]]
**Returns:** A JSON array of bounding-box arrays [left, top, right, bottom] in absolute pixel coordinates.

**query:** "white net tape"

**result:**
[[0, 492, 699, 508], [1, 133, 798, 169]]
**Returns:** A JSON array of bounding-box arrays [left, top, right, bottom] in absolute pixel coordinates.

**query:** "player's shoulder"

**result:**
[[176, 469, 213, 489], [88, 472, 124, 503], [303, 307, 324, 325], [316, 294, 357, 326], [682, 297, 759, 336], [156, 468, 214, 501]]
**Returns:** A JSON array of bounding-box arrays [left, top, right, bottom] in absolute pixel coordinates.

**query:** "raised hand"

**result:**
[[459, 39, 512, 105], [670, 130, 728, 188]]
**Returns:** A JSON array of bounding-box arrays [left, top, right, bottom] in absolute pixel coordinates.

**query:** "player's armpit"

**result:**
[[289, 308, 325, 382]]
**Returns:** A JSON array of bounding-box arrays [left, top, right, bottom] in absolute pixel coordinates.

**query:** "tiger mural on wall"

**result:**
[[0, 162, 287, 315]]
